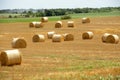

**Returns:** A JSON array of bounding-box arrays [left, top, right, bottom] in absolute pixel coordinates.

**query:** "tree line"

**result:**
[[0, 7, 120, 18]]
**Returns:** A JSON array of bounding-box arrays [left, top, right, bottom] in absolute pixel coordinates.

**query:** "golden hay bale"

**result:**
[[82, 17, 90, 23], [47, 31, 56, 39], [0, 49, 22, 66], [55, 21, 63, 28], [63, 33, 74, 41], [52, 34, 63, 42], [29, 22, 43, 28], [29, 22, 37, 28], [67, 21, 74, 27], [12, 38, 27, 48], [106, 34, 119, 44], [32, 34, 45, 42], [35, 22, 43, 28], [41, 17, 48, 22], [102, 33, 111, 42], [82, 31, 94, 39]]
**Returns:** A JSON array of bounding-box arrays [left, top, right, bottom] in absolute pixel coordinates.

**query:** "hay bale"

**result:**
[[0, 49, 22, 66], [47, 31, 56, 39], [35, 22, 43, 28], [102, 33, 111, 42], [82, 31, 94, 39], [106, 34, 119, 44], [52, 34, 63, 42], [41, 17, 48, 22], [12, 38, 27, 48], [82, 17, 90, 23], [29, 22, 43, 28], [68, 21, 74, 27], [63, 33, 74, 41], [55, 21, 63, 28], [29, 22, 37, 28], [32, 34, 45, 42]]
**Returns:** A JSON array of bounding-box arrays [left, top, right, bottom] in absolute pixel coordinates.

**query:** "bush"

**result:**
[[61, 15, 71, 20], [8, 15, 12, 18]]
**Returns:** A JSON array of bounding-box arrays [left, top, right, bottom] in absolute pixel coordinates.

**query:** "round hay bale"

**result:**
[[55, 21, 63, 28], [63, 33, 74, 41], [0, 49, 22, 66], [35, 22, 43, 28], [68, 21, 74, 27], [82, 31, 94, 39], [52, 34, 63, 42], [102, 33, 111, 42], [82, 17, 90, 23], [32, 34, 45, 42], [41, 17, 48, 22], [47, 31, 56, 39], [29, 22, 37, 28], [106, 34, 119, 44], [12, 38, 27, 48]]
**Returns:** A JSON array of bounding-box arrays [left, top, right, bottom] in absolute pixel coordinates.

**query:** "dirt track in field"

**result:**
[[0, 16, 120, 79]]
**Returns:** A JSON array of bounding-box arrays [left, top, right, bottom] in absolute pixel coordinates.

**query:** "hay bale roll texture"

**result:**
[[0, 49, 22, 66], [55, 21, 63, 28], [63, 33, 74, 41], [82, 31, 94, 39], [29, 22, 37, 28], [47, 31, 56, 39], [52, 34, 63, 42], [29, 22, 43, 28], [35, 22, 43, 28], [102, 33, 111, 42], [41, 17, 48, 22], [82, 17, 90, 23], [32, 34, 45, 42], [68, 21, 74, 27], [106, 34, 119, 44], [12, 38, 27, 48]]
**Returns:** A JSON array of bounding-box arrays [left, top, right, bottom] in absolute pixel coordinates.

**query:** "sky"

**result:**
[[0, 0, 120, 9]]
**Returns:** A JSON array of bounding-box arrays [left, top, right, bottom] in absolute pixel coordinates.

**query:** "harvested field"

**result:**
[[0, 16, 120, 79]]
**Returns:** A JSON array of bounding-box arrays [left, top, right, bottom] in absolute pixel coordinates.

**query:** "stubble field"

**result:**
[[0, 16, 120, 80]]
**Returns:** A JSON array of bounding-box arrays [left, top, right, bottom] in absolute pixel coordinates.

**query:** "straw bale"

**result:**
[[41, 17, 48, 22], [29, 22, 37, 28], [102, 33, 111, 42], [35, 22, 43, 28], [12, 38, 27, 48], [68, 21, 74, 27], [63, 33, 74, 41], [0, 49, 22, 66], [106, 34, 119, 44], [47, 31, 56, 39], [55, 21, 63, 28], [82, 31, 94, 39], [82, 17, 90, 23], [52, 34, 63, 42], [32, 34, 45, 42]]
